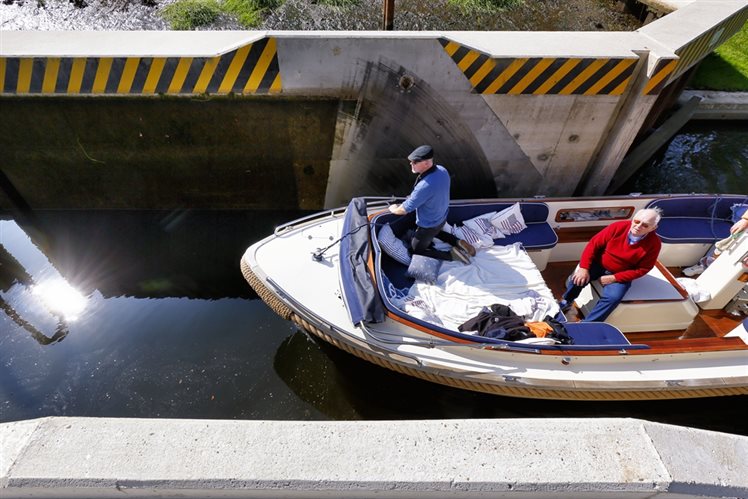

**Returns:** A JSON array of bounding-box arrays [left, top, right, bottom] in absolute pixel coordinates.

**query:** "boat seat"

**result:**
[[646, 195, 746, 244], [563, 322, 630, 346], [445, 202, 557, 251], [575, 261, 699, 333], [376, 202, 556, 251], [492, 222, 558, 251], [646, 195, 747, 266], [446, 202, 556, 270]]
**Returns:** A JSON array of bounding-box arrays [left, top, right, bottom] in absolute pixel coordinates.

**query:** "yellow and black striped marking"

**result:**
[[669, 8, 748, 83], [0, 37, 281, 95], [642, 58, 677, 95], [439, 39, 637, 95]]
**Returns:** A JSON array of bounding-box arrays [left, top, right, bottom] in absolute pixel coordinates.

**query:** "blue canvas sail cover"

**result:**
[[339, 198, 385, 325]]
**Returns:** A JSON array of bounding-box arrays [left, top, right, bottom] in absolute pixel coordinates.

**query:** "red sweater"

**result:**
[[580, 220, 661, 283]]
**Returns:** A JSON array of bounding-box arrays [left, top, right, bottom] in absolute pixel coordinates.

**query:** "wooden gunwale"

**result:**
[[538, 336, 748, 356], [556, 226, 608, 243]]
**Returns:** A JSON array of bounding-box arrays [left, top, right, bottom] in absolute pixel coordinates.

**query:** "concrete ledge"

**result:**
[[1, 417, 746, 498], [639, 0, 696, 14], [681, 90, 748, 119]]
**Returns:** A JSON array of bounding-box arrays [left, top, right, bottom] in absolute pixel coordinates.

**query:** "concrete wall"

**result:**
[[2, 416, 747, 498], [1, 0, 746, 209]]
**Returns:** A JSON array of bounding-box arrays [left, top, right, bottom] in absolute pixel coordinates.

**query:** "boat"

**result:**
[[241, 194, 748, 401]]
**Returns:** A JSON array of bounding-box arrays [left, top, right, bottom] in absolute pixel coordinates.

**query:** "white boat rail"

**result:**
[[273, 197, 402, 237]]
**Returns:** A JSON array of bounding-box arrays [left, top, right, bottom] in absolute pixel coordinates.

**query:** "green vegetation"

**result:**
[[690, 23, 748, 91], [221, 0, 262, 26], [448, 0, 521, 13], [161, 0, 222, 30], [222, 0, 282, 27], [161, 0, 283, 28]]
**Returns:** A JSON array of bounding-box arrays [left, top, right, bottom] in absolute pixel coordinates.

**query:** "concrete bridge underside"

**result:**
[[0, 0, 746, 210]]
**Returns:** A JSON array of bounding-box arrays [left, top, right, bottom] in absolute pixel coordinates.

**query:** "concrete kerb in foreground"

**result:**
[[1, 416, 746, 498]]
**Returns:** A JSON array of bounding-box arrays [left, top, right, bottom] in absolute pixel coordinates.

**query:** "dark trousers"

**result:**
[[411, 222, 460, 261], [562, 261, 631, 322]]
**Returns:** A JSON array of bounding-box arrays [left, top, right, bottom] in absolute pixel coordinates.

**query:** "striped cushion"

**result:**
[[378, 223, 411, 266]]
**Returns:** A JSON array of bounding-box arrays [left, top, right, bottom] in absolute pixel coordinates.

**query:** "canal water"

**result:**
[[1, 120, 747, 435]]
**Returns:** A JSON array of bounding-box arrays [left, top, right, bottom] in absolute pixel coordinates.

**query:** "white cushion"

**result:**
[[378, 223, 411, 265], [463, 212, 505, 239], [452, 224, 494, 249], [491, 203, 527, 235]]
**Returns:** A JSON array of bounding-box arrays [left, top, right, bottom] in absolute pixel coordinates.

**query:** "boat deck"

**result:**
[[542, 261, 743, 341]]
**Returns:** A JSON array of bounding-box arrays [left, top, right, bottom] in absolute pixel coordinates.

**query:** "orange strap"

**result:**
[[526, 321, 553, 337]]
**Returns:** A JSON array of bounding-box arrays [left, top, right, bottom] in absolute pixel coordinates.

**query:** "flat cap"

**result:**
[[407, 145, 433, 161]]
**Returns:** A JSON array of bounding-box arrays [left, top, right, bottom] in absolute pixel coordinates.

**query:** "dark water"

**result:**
[[616, 120, 748, 195], [1, 122, 747, 436]]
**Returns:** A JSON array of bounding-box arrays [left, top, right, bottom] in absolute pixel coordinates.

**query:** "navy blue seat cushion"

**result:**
[[646, 195, 747, 243], [494, 222, 558, 250], [446, 202, 549, 224], [655, 218, 731, 244], [447, 202, 556, 250], [564, 322, 630, 346], [375, 202, 556, 250], [380, 255, 413, 290], [731, 204, 748, 223]]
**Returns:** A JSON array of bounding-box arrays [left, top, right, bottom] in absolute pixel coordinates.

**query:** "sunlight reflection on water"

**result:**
[[32, 279, 87, 322]]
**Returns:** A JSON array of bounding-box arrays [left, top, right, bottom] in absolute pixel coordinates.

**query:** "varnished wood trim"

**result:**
[[654, 260, 689, 299], [555, 205, 635, 223], [638, 336, 748, 352], [385, 311, 474, 344], [556, 226, 607, 243], [541, 336, 748, 356]]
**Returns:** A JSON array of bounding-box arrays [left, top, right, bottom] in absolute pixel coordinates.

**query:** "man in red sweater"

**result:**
[[559, 208, 663, 322]]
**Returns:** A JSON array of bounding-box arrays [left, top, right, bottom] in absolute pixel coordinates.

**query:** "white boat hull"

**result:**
[[241, 195, 748, 401]]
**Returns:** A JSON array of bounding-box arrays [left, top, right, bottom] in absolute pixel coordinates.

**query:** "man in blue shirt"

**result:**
[[388, 145, 475, 264]]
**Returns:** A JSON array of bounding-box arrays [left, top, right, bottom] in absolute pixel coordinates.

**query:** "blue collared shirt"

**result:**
[[401, 164, 451, 228], [628, 233, 645, 245]]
